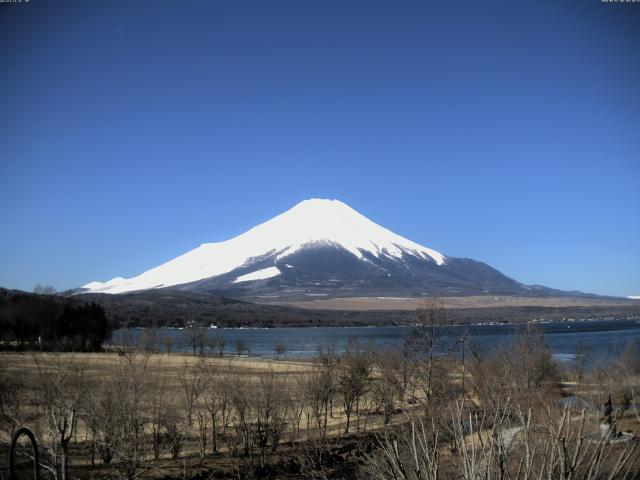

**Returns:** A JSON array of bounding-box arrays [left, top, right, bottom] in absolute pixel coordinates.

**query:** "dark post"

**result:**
[[460, 335, 466, 404]]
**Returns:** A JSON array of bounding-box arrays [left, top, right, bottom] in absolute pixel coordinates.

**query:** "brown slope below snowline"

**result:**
[[270, 295, 637, 311], [76, 290, 640, 328]]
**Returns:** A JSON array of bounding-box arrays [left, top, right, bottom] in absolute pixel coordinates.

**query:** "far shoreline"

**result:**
[[119, 315, 640, 330]]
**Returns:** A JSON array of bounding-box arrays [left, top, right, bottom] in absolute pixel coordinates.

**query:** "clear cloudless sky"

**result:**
[[0, 0, 638, 296]]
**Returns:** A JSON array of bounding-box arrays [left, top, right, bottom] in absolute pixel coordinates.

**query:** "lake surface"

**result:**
[[112, 319, 640, 367]]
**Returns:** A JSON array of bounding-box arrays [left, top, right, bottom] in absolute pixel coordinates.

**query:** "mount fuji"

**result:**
[[81, 199, 560, 300]]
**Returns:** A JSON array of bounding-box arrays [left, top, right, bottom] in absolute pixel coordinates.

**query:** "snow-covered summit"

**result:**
[[82, 199, 446, 294]]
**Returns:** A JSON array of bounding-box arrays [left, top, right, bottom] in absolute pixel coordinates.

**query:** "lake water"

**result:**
[[112, 318, 640, 367]]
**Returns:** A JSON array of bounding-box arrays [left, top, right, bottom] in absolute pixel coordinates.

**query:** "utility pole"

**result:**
[[460, 335, 467, 404]]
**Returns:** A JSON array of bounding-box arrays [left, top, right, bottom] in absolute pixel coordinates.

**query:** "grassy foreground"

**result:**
[[1, 327, 640, 480]]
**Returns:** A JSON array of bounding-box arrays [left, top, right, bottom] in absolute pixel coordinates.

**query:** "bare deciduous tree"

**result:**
[[201, 365, 224, 453], [373, 349, 404, 425], [338, 347, 370, 433], [305, 345, 338, 438], [367, 418, 440, 480], [161, 336, 174, 354], [230, 377, 252, 457], [211, 331, 226, 357], [149, 379, 183, 461], [36, 354, 84, 480], [33, 284, 57, 295], [181, 326, 208, 355], [405, 297, 454, 421], [179, 361, 203, 428], [253, 372, 289, 466], [274, 341, 287, 359], [468, 326, 560, 414], [0, 367, 25, 436], [233, 338, 248, 356], [92, 348, 179, 480], [369, 400, 640, 480]]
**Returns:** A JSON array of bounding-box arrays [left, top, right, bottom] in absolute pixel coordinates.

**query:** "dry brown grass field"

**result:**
[[0, 349, 428, 479], [0, 351, 424, 444], [273, 295, 637, 311]]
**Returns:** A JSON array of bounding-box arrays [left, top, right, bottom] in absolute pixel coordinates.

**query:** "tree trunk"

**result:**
[[90, 427, 96, 467], [61, 441, 70, 480], [345, 409, 351, 434], [211, 413, 218, 453]]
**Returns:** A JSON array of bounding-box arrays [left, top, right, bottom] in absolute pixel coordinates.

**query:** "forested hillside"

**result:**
[[0, 288, 111, 351]]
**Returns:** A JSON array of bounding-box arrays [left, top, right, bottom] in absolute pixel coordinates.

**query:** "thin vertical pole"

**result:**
[[460, 336, 466, 404]]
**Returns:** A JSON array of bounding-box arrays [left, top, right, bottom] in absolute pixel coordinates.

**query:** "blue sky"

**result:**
[[1, 0, 638, 296]]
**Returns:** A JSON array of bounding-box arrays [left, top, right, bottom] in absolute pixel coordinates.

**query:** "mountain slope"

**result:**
[[81, 198, 559, 299]]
